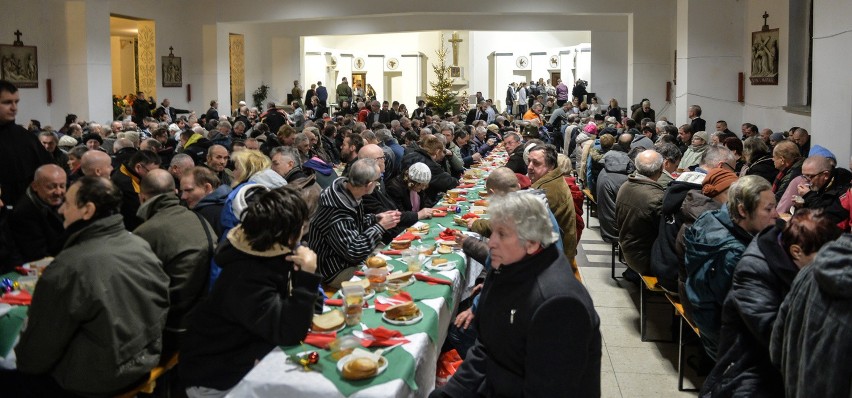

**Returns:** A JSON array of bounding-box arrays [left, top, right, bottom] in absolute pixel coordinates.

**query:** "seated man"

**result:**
[[401, 134, 459, 207], [14, 177, 169, 397], [615, 150, 665, 277], [502, 132, 527, 175], [111, 149, 161, 230], [596, 147, 634, 244], [527, 144, 578, 261], [8, 164, 66, 262], [796, 155, 852, 225], [307, 158, 401, 287], [135, 169, 215, 355], [181, 166, 232, 237]]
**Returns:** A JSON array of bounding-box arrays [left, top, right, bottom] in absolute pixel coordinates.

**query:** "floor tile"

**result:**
[[582, 243, 613, 252], [606, 345, 679, 375], [601, 371, 622, 398], [613, 372, 699, 397]]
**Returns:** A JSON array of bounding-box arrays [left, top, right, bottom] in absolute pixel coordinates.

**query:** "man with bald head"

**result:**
[[615, 149, 665, 278], [8, 164, 67, 262], [80, 150, 114, 177], [358, 144, 432, 243], [135, 169, 214, 355], [796, 155, 852, 224]]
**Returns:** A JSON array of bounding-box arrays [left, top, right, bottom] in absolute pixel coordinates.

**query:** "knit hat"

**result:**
[[82, 133, 103, 145], [407, 162, 432, 184], [58, 135, 78, 150], [232, 184, 270, 222], [693, 131, 709, 143], [769, 132, 785, 142], [808, 145, 835, 160], [702, 168, 738, 197], [486, 124, 499, 133], [583, 122, 598, 134]]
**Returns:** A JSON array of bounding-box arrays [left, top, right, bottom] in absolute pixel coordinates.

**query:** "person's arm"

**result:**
[[776, 176, 803, 215], [524, 296, 599, 397], [461, 237, 489, 265], [325, 211, 385, 263]]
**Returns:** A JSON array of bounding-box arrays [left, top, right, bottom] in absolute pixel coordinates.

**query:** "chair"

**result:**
[[609, 241, 625, 281], [114, 353, 180, 398], [666, 293, 702, 392], [639, 275, 674, 343], [581, 188, 596, 226]]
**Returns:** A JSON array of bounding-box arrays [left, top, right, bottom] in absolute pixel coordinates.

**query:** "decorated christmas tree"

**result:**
[[425, 34, 457, 116]]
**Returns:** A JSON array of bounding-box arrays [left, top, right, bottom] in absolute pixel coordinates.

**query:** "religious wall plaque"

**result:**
[[1, 30, 38, 88], [354, 57, 365, 70], [162, 47, 182, 87], [387, 58, 399, 71], [750, 12, 779, 86], [549, 55, 560, 69], [515, 56, 529, 70]]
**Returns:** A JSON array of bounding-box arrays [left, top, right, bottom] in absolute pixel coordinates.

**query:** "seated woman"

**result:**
[[432, 191, 600, 398], [400, 135, 459, 207], [678, 131, 709, 171], [386, 162, 431, 212], [704, 208, 840, 397], [180, 187, 320, 398]]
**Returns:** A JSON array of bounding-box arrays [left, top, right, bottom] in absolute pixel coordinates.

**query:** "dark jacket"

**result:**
[[194, 184, 232, 237], [650, 181, 702, 293], [770, 234, 852, 398], [386, 174, 426, 212], [504, 145, 527, 175], [773, 157, 804, 202], [802, 167, 852, 225], [401, 149, 458, 207], [261, 109, 288, 136], [689, 117, 706, 133], [135, 193, 214, 332], [183, 137, 213, 165], [8, 187, 64, 262], [440, 245, 601, 398], [703, 222, 795, 398], [683, 206, 753, 360], [205, 107, 219, 122], [615, 174, 664, 275], [0, 121, 53, 206], [744, 154, 778, 184], [596, 151, 633, 243], [16, 215, 169, 396], [362, 180, 419, 244], [464, 108, 488, 125], [180, 229, 321, 390], [111, 164, 143, 230]]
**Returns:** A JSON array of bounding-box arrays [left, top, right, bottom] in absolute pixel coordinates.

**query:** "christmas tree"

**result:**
[[425, 34, 457, 116]]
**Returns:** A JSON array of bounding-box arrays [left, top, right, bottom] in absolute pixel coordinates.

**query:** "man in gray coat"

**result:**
[[615, 150, 665, 276]]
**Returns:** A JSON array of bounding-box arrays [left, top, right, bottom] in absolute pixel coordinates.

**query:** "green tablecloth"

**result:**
[[0, 272, 26, 358]]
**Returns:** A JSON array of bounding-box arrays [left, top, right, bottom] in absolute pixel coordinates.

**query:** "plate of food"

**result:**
[[337, 351, 389, 380], [432, 210, 448, 217], [390, 239, 413, 250], [406, 223, 430, 236], [469, 206, 487, 215], [437, 241, 458, 254], [382, 301, 423, 325], [363, 256, 394, 273], [340, 279, 377, 300], [386, 271, 416, 287], [311, 309, 346, 334], [425, 258, 457, 271]]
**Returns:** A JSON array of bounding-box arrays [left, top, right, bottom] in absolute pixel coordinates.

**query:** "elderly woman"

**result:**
[[742, 136, 778, 183], [386, 162, 432, 212], [684, 175, 779, 360], [433, 191, 600, 398], [704, 209, 840, 397], [181, 187, 321, 397], [678, 131, 709, 170]]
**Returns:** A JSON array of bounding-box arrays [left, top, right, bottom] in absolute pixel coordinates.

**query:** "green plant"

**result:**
[[252, 83, 270, 109], [425, 34, 457, 116]]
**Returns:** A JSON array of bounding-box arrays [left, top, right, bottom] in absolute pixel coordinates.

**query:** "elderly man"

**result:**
[[270, 146, 307, 183], [181, 166, 231, 236], [527, 144, 579, 264], [14, 177, 168, 397], [307, 158, 401, 287], [38, 131, 69, 172], [631, 100, 655, 124], [796, 155, 852, 224], [8, 164, 66, 262], [135, 169, 214, 355], [80, 150, 114, 177], [112, 149, 161, 230], [615, 150, 665, 278], [789, 128, 811, 157], [655, 142, 682, 187], [503, 132, 527, 175], [688, 105, 706, 133], [168, 153, 195, 185], [205, 144, 232, 186]]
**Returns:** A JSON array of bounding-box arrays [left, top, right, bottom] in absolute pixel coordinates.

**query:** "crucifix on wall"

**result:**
[[448, 32, 463, 66]]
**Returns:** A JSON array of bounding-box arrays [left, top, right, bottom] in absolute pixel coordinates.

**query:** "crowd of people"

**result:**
[[0, 74, 850, 397]]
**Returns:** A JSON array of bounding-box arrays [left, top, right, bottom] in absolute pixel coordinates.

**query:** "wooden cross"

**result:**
[[762, 11, 770, 31], [448, 32, 463, 66], [168, 46, 174, 57], [13, 30, 23, 46]]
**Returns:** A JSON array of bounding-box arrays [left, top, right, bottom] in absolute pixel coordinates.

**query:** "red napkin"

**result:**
[[393, 232, 420, 241], [438, 228, 459, 241], [414, 273, 453, 286], [433, 206, 449, 211], [380, 250, 402, 256], [432, 211, 448, 217], [325, 298, 343, 306], [359, 327, 410, 347], [457, 183, 475, 188], [374, 292, 413, 312], [304, 332, 337, 349], [0, 290, 32, 305]]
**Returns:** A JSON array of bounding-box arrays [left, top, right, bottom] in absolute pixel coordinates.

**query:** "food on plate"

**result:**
[[432, 258, 449, 266], [341, 279, 371, 291], [406, 224, 430, 234], [444, 197, 458, 204], [437, 246, 453, 254], [385, 301, 420, 321], [365, 256, 388, 269], [390, 239, 412, 250], [478, 191, 490, 198], [448, 189, 464, 198], [342, 357, 379, 380], [473, 199, 488, 207], [386, 271, 413, 283], [312, 309, 345, 332], [461, 213, 480, 220], [419, 244, 435, 255], [432, 210, 448, 217]]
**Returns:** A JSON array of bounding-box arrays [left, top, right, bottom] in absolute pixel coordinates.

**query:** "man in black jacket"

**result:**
[[502, 132, 527, 175], [0, 80, 53, 206], [465, 100, 489, 125], [111, 150, 161, 230], [154, 98, 189, 122], [8, 164, 66, 262], [688, 105, 706, 133], [401, 135, 458, 207], [797, 155, 852, 224]]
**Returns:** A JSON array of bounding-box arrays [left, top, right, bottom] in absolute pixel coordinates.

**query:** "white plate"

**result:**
[[336, 354, 389, 378], [425, 259, 457, 272], [362, 263, 394, 273], [382, 308, 423, 325], [335, 289, 375, 301], [386, 276, 416, 287]]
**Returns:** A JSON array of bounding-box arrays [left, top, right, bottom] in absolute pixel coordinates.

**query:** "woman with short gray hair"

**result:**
[[434, 191, 601, 398]]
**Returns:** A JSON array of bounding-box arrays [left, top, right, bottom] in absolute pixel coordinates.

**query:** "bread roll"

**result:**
[[342, 357, 378, 380], [390, 239, 412, 250], [312, 310, 344, 332], [366, 256, 387, 269], [385, 301, 419, 320]]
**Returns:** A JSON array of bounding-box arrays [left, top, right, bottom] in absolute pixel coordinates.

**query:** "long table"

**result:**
[[228, 154, 506, 397]]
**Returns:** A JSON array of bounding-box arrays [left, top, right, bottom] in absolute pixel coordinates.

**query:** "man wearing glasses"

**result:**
[[795, 155, 852, 224]]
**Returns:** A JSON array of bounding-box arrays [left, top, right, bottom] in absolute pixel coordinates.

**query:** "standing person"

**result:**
[[315, 81, 328, 107], [431, 191, 600, 398], [505, 82, 516, 115], [132, 91, 156, 125], [336, 77, 353, 104], [0, 80, 53, 207], [291, 80, 303, 106], [304, 83, 316, 111], [205, 100, 219, 122], [13, 177, 169, 397], [688, 105, 706, 133], [555, 79, 569, 106], [516, 83, 528, 117]]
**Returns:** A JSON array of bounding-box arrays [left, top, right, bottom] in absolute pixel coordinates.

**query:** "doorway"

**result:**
[[352, 73, 366, 101], [550, 72, 562, 85], [110, 15, 156, 119]]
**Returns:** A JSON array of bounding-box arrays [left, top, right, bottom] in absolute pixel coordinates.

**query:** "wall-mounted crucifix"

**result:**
[[13, 30, 23, 46], [762, 11, 770, 31], [448, 32, 463, 66]]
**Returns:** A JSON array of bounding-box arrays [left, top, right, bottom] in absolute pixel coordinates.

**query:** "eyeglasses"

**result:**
[[801, 170, 828, 181]]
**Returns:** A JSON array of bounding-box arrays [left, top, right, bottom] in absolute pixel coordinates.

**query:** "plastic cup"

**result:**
[[365, 268, 388, 293]]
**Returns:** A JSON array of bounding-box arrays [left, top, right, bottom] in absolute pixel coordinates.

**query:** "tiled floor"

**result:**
[[577, 216, 703, 397]]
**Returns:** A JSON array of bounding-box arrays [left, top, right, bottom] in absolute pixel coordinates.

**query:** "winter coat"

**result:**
[[683, 206, 753, 360], [743, 154, 778, 184], [180, 227, 321, 391], [772, 157, 804, 202], [679, 144, 708, 171], [0, 121, 53, 207], [650, 181, 702, 293], [134, 193, 214, 332], [504, 145, 528, 175], [194, 184, 232, 237], [8, 187, 64, 263], [703, 222, 796, 397], [16, 215, 169, 396], [439, 245, 601, 398], [770, 233, 852, 398], [615, 174, 664, 275], [531, 168, 578, 259], [401, 149, 458, 207], [111, 164, 143, 230], [596, 151, 634, 243], [362, 179, 419, 244], [385, 174, 427, 212]]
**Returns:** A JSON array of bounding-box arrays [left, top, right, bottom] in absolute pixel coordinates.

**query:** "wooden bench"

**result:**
[[639, 275, 672, 342], [114, 353, 179, 398], [665, 293, 702, 392], [581, 188, 596, 226]]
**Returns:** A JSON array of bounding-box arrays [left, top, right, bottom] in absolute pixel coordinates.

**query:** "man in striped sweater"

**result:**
[[307, 158, 401, 287]]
